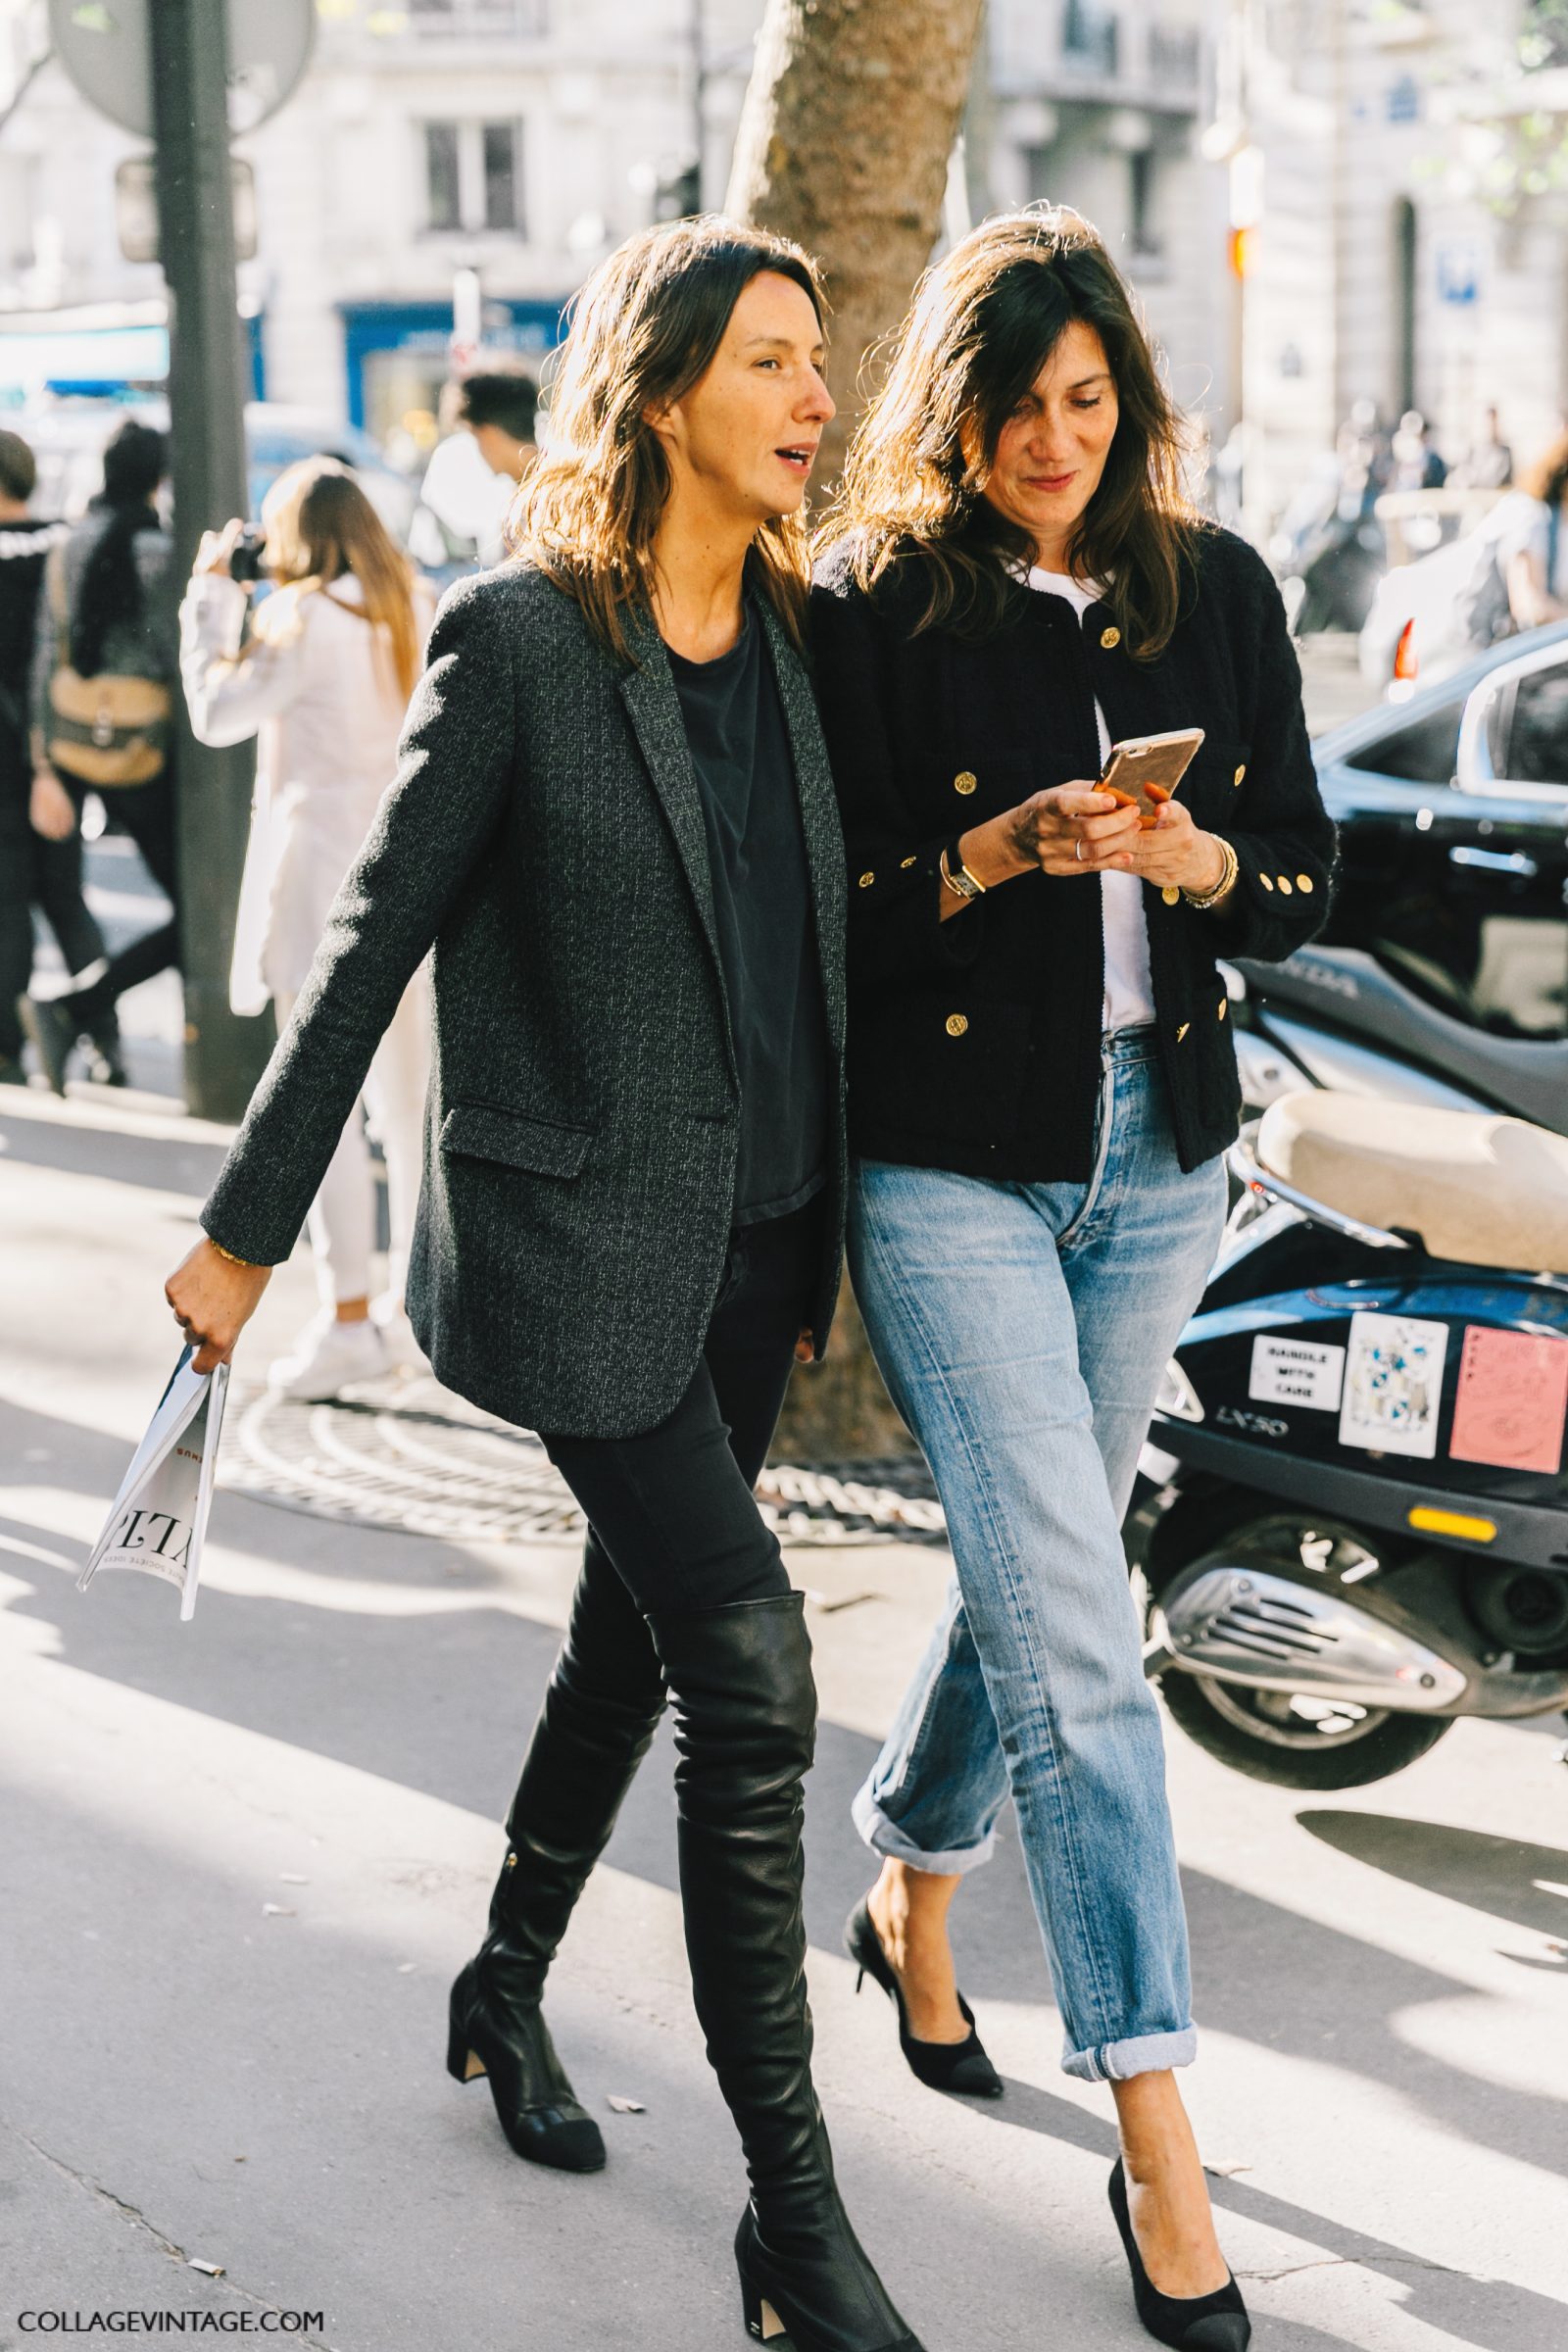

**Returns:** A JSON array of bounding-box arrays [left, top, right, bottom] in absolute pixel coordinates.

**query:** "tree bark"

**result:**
[[724, 0, 985, 481], [731, 0, 984, 1463]]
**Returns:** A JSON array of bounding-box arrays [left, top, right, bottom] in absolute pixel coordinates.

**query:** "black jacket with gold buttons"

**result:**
[[809, 524, 1338, 1181]]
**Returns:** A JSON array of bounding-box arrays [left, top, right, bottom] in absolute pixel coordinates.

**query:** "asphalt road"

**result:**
[[2, 1086, 1566, 2352]]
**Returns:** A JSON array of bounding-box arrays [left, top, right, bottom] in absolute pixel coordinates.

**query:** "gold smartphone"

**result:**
[[1099, 727, 1205, 825]]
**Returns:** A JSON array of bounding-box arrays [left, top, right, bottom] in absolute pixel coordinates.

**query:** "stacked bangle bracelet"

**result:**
[[1182, 834, 1239, 911]]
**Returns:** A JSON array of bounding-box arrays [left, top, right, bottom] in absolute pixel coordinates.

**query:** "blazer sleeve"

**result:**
[[809, 570, 985, 990], [1213, 546, 1339, 960], [199, 575, 515, 1267]]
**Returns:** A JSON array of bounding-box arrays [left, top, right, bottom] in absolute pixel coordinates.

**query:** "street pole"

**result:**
[[149, 0, 271, 1123]]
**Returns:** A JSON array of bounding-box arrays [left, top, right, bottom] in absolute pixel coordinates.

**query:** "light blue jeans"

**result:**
[[848, 1027, 1229, 2081]]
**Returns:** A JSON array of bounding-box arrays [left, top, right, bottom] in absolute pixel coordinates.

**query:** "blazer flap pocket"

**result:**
[[439, 1102, 592, 1179]]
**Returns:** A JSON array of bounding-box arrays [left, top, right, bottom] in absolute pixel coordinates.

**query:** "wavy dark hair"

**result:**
[[509, 215, 827, 663], [72, 419, 168, 678], [822, 206, 1200, 659]]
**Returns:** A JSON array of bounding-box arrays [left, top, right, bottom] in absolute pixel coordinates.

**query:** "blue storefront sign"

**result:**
[[338, 297, 566, 429]]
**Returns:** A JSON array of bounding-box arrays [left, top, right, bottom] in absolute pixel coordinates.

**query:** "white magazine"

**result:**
[[79, 1348, 230, 1621]]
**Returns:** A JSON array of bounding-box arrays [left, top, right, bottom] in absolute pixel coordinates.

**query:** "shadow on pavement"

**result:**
[[984, 2074, 1563, 2352], [5, 1388, 1566, 2348], [1298, 1810, 1568, 1948]]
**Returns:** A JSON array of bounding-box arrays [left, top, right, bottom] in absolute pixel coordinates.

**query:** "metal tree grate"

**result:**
[[219, 1376, 944, 1547]]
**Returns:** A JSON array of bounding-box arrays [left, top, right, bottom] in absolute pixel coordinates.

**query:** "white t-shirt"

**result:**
[[1026, 567, 1156, 1033]]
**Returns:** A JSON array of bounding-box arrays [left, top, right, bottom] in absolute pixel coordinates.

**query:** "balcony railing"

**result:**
[[406, 0, 550, 36]]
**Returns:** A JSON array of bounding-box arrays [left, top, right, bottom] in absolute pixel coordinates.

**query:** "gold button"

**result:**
[[1277, 875, 1294, 895], [1296, 873, 1314, 893], [1161, 885, 1180, 906], [1259, 873, 1274, 892], [1100, 625, 1121, 650], [858, 871, 875, 888], [945, 1013, 968, 1037], [1218, 997, 1228, 1021], [1233, 763, 1247, 786], [901, 855, 917, 868], [1176, 1021, 1190, 1042], [955, 770, 977, 796]]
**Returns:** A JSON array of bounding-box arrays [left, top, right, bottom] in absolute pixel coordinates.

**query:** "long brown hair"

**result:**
[[257, 459, 421, 702], [822, 206, 1199, 658], [508, 216, 827, 663], [1518, 429, 1568, 509]]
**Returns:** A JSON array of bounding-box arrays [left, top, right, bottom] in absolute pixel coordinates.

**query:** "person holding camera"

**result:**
[[179, 458, 436, 1396]]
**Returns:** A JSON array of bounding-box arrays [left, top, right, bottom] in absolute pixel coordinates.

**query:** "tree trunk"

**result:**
[[730, 0, 984, 1463], [724, 0, 986, 482]]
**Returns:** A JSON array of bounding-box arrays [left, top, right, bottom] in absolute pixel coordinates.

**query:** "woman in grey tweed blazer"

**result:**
[[166, 221, 926, 2352]]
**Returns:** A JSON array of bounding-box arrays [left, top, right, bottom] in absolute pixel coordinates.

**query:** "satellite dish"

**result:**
[[48, 0, 315, 139]]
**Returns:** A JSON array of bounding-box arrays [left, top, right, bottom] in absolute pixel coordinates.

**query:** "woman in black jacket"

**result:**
[[812, 208, 1336, 2352], [166, 219, 925, 2352]]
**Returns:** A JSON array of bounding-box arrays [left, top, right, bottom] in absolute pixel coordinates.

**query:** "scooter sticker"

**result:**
[[1339, 1311, 1448, 1460], [1250, 1335, 1346, 1411], [1448, 1326, 1568, 1476]]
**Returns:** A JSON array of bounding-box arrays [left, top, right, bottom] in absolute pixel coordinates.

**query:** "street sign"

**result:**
[[115, 155, 258, 266], [47, 0, 314, 137], [1436, 240, 1483, 309]]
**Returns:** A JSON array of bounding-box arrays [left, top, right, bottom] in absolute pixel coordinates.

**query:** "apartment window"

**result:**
[[424, 122, 462, 232], [1129, 150, 1160, 260], [482, 122, 518, 231], [1062, 0, 1118, 74], [422, 121, 524, 234]]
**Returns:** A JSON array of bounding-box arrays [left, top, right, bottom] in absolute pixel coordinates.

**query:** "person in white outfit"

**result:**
[[180, 459, 436, 1398]]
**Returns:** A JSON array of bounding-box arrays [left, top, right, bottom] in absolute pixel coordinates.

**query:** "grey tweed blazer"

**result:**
[[201, 562, 849, 1440]]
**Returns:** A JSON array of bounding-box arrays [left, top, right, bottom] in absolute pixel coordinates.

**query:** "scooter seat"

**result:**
[[1256, 1092, 1568, 1273]]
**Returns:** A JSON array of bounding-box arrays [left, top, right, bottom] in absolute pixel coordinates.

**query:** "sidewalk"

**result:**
[[4, 1082, 1567, 2351]]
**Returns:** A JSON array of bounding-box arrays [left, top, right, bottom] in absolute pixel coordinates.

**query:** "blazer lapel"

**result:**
[[758, 600, 848, 1061], [616, 625, 729, 1004]]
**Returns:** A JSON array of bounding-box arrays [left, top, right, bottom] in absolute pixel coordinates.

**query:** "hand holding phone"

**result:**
[[1098, 727, 1204, 827]]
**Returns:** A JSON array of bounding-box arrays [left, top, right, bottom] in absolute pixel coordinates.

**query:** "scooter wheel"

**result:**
[[1157, 1666, 1452, 1789]]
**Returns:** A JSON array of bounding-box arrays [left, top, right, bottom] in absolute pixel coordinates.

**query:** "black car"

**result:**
[[1231, 624, 1568, 1133]]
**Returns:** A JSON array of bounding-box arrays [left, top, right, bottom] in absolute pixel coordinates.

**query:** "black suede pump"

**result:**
[[843, 1897, 1003, 2100], [1108, 2158, 1250, 2351]]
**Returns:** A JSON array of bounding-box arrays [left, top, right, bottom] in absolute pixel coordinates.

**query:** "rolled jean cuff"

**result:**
[[1062, 2025, 1198, 2082], [851, 1780, 998, 1877]]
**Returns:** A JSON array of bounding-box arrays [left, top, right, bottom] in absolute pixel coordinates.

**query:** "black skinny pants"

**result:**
[[540, 1196, 822, 1621], [56, 767, 181, 1025], [0, 762, 107, 1061]]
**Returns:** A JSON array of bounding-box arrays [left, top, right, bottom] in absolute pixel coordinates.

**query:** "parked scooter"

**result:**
[[1131, 1090, 1568, 1788]]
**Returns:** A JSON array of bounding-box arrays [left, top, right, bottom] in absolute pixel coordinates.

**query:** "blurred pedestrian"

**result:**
[[165, 217, 928, 2352], [180, 459, 437, 1397], [0, 427, 109, 1087], [1453, 403, 1513, 490], [451, 368, 539, 485], [813, 203, 1336, 2352], [21, 419, 176, 1092], [1389, 407, 1446, 493], [1495, 431, 1568, 629]]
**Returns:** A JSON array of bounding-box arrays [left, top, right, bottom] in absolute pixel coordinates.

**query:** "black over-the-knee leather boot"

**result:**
[[449, 1542, 667, 2173], [646, 1591, 924, 2352]]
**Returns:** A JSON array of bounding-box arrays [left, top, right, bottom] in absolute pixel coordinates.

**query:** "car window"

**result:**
[[1345, 699, 1462, 785], [1504, 662, 1568, 786]]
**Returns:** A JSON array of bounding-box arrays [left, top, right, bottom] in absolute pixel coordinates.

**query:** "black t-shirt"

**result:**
[[666, 602, 828, 1226]]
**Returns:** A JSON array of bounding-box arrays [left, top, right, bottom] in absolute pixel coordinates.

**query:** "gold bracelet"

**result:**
[[1182, 834, 1239, 911], [209, 1236, 259, 1269]]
